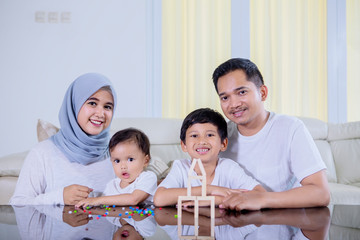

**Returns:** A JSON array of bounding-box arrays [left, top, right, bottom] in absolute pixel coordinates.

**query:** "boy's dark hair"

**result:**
[[212, 58, 264, 93], [109, 128, 151, 159], [180, 108, 227, 143]]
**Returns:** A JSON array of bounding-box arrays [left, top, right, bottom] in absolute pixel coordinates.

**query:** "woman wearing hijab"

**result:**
[[10, 73, 117, 205]]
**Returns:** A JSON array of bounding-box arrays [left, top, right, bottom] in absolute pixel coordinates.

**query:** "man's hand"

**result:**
[[63, 184, 93, 205]]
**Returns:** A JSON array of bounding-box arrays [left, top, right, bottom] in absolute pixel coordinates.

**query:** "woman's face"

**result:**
[[77, 89, 114, 135]]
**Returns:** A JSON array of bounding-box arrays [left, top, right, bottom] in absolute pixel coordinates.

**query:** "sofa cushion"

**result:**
[[331, 139, 360, 185], [0, 177, 18, 205], [328, 182, 360, 205], [314, 140, 337, 183], [110, 118, 182, 144], [328, 121, 360, 141], [111, 118, 187, 173], [150, 145, 188, 166], [0, 151, 28, 177], [37, 119, 59, 142], [328, 121, 360, 185], [298, 117, 328, 140], [145, 156, 169, 180]]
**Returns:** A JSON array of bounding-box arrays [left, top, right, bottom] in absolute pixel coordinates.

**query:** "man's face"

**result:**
[[217, 70, 267, 128]]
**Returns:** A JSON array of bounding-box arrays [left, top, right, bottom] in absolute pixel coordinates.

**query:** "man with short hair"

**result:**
[[212, 58, 330, 210]]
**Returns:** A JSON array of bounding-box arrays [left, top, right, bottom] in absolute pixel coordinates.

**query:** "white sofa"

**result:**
[[0, 117, 360, 205]]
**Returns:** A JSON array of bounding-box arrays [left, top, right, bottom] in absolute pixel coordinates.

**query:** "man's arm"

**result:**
[[220, 170, 330, 211]]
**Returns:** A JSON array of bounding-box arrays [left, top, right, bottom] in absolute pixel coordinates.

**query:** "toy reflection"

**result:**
[[108, 216, 156, 240], [155, 206, 330, 240], [12, 205, 114, 240], [11, 205, 156, 240], [104, 209, 157, 240]]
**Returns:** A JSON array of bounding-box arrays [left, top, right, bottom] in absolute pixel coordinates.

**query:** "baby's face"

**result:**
[[110, 141, 149, 188], [112, 223, 143, 240], [181, 123, 227, 164]]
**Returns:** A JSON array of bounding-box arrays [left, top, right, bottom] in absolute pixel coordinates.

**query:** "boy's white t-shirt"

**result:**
[[160, 223, 257, 240], [221, 112, 326, 192], [103, 171, 157, 202], [158, 158, 259, 190]]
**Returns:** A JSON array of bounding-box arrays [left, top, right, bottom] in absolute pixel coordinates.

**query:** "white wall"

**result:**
[[0, 0, 161, 157]]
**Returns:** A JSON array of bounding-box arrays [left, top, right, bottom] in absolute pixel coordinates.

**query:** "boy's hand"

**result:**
[[208, 185, 248, 197], [181, 199, 212, 208], [63, 184, 93, 205]]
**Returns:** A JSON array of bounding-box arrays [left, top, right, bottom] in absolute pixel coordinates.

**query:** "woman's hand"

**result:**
[[63, 184, 93, 205], [62, 206, 91, 227]]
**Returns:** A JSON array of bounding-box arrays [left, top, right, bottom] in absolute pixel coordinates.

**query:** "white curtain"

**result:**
[[162, 0, 231, 118], [250, 0, 328, 121], [347, 0, 360, 122]]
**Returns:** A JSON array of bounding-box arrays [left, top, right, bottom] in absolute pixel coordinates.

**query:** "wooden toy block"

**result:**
[[177, 158, 215, 239]]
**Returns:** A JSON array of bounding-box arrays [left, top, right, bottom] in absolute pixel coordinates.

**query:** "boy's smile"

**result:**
[[181, 123, 227, 165], [196, 147, 210, 154]]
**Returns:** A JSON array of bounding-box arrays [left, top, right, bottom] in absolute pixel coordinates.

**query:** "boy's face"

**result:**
[[181, 123, 227, 164], [110, 141, 149, 188], [77, 89, 114, 135]]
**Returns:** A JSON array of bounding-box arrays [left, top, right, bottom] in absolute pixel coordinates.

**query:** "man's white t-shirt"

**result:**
[[103, 171, 157, 203], [221, 112, 326, 192], [158, 158, 259, 190]]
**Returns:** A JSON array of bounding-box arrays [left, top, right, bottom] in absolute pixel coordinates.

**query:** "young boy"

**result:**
[[76, 128, 157, 208], [153, 108, 265, 207]]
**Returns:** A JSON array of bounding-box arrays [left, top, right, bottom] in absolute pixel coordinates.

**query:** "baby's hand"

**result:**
[[75, 197, 99, 209]]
